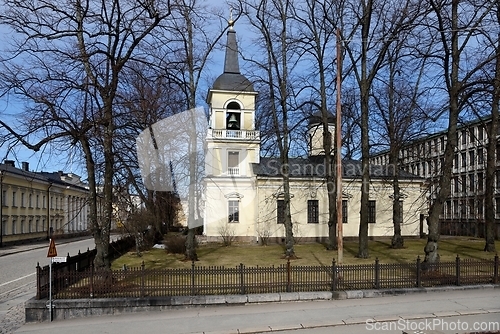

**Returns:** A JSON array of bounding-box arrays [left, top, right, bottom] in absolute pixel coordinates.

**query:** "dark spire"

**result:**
[[211, 20, 254, 92], [223, 28, 240, 74]]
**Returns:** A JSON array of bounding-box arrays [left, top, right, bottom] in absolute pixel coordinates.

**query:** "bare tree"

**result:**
[[293, 0, 341, 250], [0, 0, 172, 268], [342, 0, 424, 258], [484, 4, 500, 252], [371, 34, 433, 248], [423, 0, 494, 264], [243, 0, 300, 258]]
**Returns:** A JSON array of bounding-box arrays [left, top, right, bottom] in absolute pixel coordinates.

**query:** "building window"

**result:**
[[469, 150, 475, 166], [21, 193, 25, 207], [478, 172, 484, 191], [228, 151, 240, 176], [460, 200, 467, 216], [2, 190, 6, 206], [43, 195, 46, 209], [496, 198, 500, 216], [277, 200, 285, 224], [478, 148, 484, 165], [469, 199, 475, 218], [478, 199, 483, 218], [461, 174, 467, 192], [228, 200, 239, 223], [440, 137, 445, 151], [29, 194, 33, 208], [469, 174, 475, 191], [21, 219, 25, 234], [454, 154, 459, 169], [36, 219, 39, 232], [50, 196, 54, 209], [453, 176, 459, 193], [307, 200, 319, 224], [497, 170, 500, 189], [342, 200, 348, 224], [36, 194, 39, 208], [478, 125, 484, 140], [461, 131, 467, 145], [368, 200, 376, 223], [453, 199, 459, 215], [446, 200, 452, 215], [461, 152, 466, 168], [12, 219, 16, 235], [12, 192, 16, 207]]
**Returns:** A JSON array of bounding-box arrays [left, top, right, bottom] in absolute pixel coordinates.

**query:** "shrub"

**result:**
[[164, 235, 187, 254]]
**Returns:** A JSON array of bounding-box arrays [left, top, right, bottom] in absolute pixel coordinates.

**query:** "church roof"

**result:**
[[212, 28, 254, 92], [308, 111, 336, 126], [253, 156, 423, 180]]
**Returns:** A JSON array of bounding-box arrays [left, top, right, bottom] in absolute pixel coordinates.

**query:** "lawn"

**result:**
[[111, 236, 500, 270]]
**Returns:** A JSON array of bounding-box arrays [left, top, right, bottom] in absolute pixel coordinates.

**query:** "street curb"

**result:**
[[25, 284, 500, 323], [332, 284, 500, 300]]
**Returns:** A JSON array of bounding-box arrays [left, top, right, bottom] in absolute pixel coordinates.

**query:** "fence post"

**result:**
[[455, 255, 461, 286], [239, 263, 245, 295], [416, 256, 421, 288], [331, 259, 337, 292], [90, 262, 94, 298], [494, 254, 499, 284], [141, 261, 145, 297], [286, 259, 291, 293], [191, 260, 196, 296], [374, 258, 380, 289], [36, 263, 41, 299]]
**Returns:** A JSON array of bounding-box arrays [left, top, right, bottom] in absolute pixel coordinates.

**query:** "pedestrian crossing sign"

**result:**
[[47, 238, 57, 257]]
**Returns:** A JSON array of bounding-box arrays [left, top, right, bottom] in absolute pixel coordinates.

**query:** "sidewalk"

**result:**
[[16, 287, 500, 334], [0, 240, 51, 257]]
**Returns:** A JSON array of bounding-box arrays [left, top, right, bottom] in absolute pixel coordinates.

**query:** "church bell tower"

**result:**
[[203, 19, 260, 240]]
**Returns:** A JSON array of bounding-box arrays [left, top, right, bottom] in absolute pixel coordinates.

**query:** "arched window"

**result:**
[[226, 101, 241, 130]]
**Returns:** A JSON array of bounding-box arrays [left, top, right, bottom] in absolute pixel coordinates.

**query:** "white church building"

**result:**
[[202, 24, 427, 243]]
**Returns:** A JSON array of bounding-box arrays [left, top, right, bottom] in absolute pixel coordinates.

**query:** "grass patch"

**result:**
[[111, 236, 500, 270]]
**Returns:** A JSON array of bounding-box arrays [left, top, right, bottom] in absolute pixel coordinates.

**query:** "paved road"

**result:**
[[15, 288, 500, 334], [0, 238, 95, 334]]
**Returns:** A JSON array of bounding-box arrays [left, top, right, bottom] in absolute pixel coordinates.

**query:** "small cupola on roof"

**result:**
[[212, 20, 254, 92], [308, 111, 336, 156]]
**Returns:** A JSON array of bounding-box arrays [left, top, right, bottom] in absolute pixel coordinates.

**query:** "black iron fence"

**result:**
[[36, 235, 135, 299], [36, 255, 499, 300]]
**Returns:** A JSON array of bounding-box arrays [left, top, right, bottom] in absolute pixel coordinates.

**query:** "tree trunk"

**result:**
[[484, 5, 500, 252], [424, 0, 461, 264], [391, 186, 404, 249]]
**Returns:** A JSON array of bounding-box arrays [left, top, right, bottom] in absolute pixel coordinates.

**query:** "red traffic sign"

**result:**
[[47, 238, 57, 257]]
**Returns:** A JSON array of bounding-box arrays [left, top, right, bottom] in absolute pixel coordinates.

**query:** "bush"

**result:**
[[164, 235, 187, 254]]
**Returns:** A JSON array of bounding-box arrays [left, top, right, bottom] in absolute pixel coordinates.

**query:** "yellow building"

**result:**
[[203, 24, 427, 243], [0, 161, 89, 245]]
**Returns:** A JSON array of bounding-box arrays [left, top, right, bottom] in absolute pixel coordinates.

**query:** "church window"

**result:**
[[307, 200, 318, 224], [277, 200, 285, 224], [228, 151, 239, 175], [228, 200, 239, 223], [368, 200, 376, 223], [342, 200, 348, 224]]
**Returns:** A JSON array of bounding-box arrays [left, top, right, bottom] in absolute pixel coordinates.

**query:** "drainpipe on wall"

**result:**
[[47, 182, 53, 240], [0, 169, 4, 247]]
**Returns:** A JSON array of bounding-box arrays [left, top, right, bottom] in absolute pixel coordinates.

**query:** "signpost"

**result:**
[[47, 238, 58, 322]]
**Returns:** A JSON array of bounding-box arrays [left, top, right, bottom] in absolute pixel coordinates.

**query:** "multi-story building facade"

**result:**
[[0, 160, 89, 245], [370, 118, 500, 238]]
